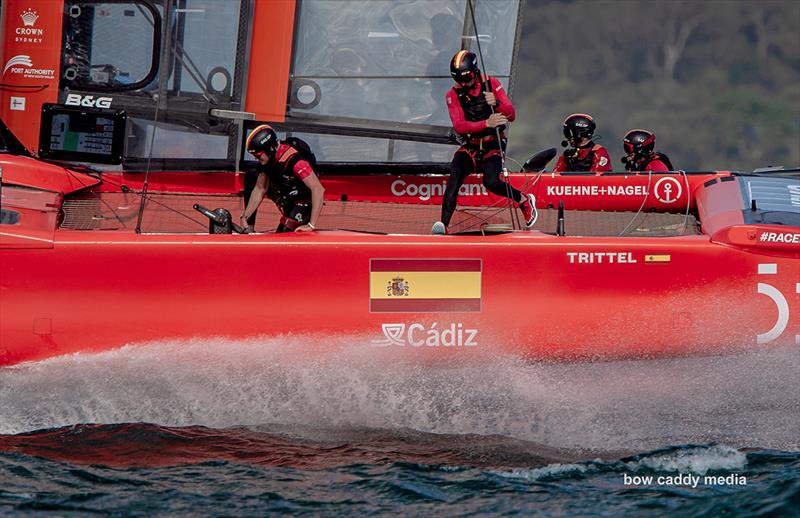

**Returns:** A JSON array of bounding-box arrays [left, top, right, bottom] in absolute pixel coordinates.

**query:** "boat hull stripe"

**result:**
[[370, 298, 481, 313], [370, 259, 481, 272]]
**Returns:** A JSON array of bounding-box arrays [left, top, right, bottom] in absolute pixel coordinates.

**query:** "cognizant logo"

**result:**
[[390, 179, 488, 201]]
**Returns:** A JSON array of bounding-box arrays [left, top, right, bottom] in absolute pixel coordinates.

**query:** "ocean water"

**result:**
[[1, 338, 798, 516]]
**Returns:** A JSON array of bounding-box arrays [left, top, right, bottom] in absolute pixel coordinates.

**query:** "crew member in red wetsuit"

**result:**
[[432, 50, 536, 235], [240, 124, 325, 233], [621, 129, 673, 172], [553, 113, 612, 174]]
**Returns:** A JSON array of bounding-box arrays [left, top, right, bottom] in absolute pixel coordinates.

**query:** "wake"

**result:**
[[1, 336, 797, 453]]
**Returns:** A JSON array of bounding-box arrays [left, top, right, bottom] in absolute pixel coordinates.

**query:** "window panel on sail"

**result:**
[[126, 118, 229, 160], [239, 131, 390, 164], [293, 0, 466, 77], [289, 0, 520, 128], [289, 134, 458, 163], [165, 1, 241, 98], [281, 134, 391, 163], [61, 2, 161, 90], [393, 141, 458, 163], [289, 76, 512, 129], [468, 0, 519, 77], [289, 78, 456, 127], [239, 131, 457, 164]]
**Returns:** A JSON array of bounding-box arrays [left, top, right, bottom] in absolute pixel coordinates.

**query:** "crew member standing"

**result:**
[[553, 113, 612, 174], [240, 124, 324, 233], [432, 50, 536, 235], [621, 129, 673, 172]]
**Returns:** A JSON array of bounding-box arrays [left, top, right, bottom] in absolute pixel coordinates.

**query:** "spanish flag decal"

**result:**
[[370, 259, 482, 313], [644, 255, 672, 263]]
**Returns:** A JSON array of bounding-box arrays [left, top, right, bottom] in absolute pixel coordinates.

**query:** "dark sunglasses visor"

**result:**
[[455, 71, 475, 84]]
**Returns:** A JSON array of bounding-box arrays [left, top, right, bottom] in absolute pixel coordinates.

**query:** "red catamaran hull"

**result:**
[[2, 226, 798, 366], [2, 156, 798, 366]]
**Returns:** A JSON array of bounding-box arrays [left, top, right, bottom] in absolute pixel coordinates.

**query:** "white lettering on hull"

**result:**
[[566, 252, 638, 264], [372, 323, 479, 347], [391, 179, 488, 201], [545, 185, 649, 197]]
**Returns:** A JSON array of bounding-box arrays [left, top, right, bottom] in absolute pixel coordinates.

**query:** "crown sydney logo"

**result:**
[[21, 9, 39, 26], [16, 9, 44, 43]]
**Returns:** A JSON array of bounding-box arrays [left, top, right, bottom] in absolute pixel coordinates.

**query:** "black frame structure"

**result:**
[[60, 0, 162, 93], [263, 0, 523, 172], [51, 0, 523, 173]]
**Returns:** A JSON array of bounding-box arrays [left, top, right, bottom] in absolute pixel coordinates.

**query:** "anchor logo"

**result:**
[[653, 177, 682, 204]]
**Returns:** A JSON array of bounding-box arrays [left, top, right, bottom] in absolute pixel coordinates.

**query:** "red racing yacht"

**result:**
[[1, 0, 798, 366]]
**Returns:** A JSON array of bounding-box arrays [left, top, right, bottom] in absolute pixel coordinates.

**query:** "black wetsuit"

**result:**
[[244, 142, 314, 233], [442, 76, 523, 227]]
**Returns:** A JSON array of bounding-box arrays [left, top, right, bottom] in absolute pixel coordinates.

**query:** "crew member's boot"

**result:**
[[431, 221, 447, 235], [519, 193, 538, 229]]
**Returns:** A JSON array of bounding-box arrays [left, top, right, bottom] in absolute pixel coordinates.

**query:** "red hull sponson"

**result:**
[[1, 158, 798, 366]]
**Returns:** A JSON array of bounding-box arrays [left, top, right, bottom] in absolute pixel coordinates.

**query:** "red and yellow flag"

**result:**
[[369, 259, 482, 312]]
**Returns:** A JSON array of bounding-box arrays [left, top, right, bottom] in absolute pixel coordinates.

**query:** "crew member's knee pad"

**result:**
[[279, 201, 311, 232]]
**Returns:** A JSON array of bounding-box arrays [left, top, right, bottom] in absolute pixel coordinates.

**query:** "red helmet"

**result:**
[[623, 129, 656, 156], [246, 124, 278, 157], [450, 50, 479, 84]]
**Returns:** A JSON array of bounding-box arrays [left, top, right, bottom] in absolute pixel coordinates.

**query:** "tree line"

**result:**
[[508, 0, 799, 171]]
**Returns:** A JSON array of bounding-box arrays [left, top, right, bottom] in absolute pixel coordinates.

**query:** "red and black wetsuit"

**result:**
[[441, 75, 523, 227], [626, 152, 672, 172], [553, 142, 612, 173], [244, 142, 315, 233]]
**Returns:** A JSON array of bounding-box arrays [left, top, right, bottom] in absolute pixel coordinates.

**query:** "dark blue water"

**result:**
[[1, 339, 798, 516]]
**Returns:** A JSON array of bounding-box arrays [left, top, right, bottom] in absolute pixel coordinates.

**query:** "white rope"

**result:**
[[452, 154, 544, 231], [679, 169, 692, 234], [617, 170, 653, 237]]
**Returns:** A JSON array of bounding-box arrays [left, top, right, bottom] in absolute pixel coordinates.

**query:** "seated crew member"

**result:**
[[621, 129, 673, 172], [240, 124, 324, 233], [431, 50, 536, 235], [553, 113, 612, 173]]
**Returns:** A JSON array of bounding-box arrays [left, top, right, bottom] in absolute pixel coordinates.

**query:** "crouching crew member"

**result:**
[[432, 50, 536, 235], [621, 129, 673, 172], [241, 124, 324, 233], [553, 113, 612, 173]]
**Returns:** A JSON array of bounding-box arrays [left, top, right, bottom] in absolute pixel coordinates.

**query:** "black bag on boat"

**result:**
[[654, 152, 674, 171], [283, 136, 318, 169]]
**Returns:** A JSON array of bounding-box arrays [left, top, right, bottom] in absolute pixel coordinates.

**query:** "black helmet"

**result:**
[[246, 124, 278, 157], [450, 50, 479, 84], [562, 113, 596, 142], [623, 129, 656, 156]]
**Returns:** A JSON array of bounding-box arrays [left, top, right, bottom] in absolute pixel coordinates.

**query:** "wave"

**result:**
[[1, 336, 798, 454], [491, 444, 748, 482], [0, 422, 579, 469], [1, 423, 798, 516]]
